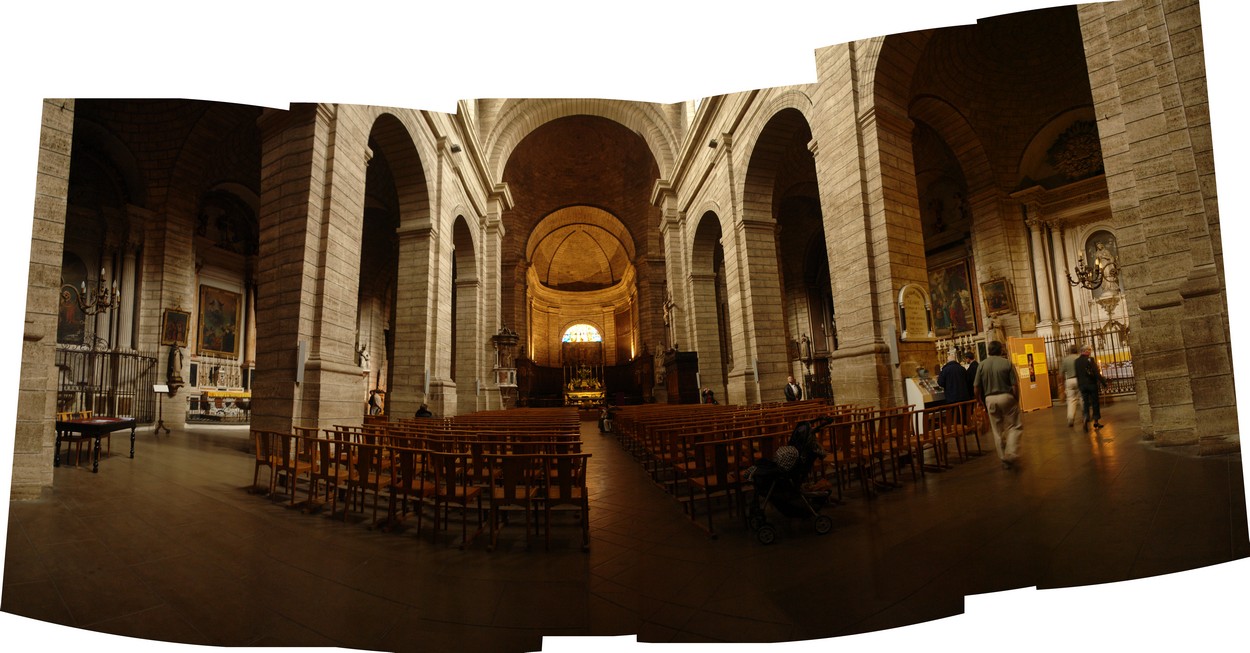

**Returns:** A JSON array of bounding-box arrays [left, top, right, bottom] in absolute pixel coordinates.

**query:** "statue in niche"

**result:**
[[1093, 241, 1119, 295]]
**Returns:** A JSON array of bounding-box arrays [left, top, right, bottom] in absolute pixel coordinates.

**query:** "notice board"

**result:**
[[1007, 336, 1051, 412]]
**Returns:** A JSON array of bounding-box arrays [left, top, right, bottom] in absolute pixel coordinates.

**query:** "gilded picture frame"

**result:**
[[981, 277, 1015, 316], [197, 285, 241, 357], [927, 259, 977, 337], [161, 308, 191, 347]]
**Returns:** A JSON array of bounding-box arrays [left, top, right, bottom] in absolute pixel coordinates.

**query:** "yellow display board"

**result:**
[[1008, 337, 1051, 412]]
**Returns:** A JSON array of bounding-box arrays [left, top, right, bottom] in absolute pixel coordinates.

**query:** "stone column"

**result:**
[[117, 238, 139, 350], [1051, 224, 1076, 325], [482, 184, 510, 410], [1026, 216, 1055, 327]]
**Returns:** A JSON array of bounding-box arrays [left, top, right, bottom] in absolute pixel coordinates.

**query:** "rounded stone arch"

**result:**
[[450, 210, 480, 281], [483, 98, 680, 182], [689, 206, 726, 275], [364, 110, 435, 232], [450, 213, 481, 393], [908, 96, 995, 197], [870, 31, 936, 121], [738, 98, 818, 230], [165, 102, 264, 232], [359, 109, 441, 417], [688, 208, 733, 396], [70, 117, 148, 210]]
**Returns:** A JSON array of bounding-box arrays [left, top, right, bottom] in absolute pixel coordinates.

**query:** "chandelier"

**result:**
[[78, 268, 120, 315], [1067, 253, 1118, 290]]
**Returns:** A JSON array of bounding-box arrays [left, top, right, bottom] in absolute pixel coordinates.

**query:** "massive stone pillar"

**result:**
[[12, 99, 75, 498], [1080, 0, 1235, 452], [252, 103, 370, 433]]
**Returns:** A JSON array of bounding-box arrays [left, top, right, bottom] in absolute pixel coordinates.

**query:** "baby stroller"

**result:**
[[745, 417, 835, 545]]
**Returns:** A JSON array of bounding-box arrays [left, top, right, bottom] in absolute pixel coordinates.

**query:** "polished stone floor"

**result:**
[[3, 398, 1248, 652]]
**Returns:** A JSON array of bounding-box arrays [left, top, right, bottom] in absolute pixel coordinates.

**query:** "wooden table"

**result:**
[[54, 417, 137, 473]]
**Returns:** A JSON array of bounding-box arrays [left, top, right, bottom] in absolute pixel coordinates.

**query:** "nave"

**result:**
[[3, 399, 1247, 652]]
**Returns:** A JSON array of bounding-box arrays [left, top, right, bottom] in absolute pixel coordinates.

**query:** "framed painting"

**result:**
[[981, 278, 1015, 316], [161, 308, 191, 347], [197, 285, 241, 357], [927, 259, 977, 338], [57, 284, 86, 345]]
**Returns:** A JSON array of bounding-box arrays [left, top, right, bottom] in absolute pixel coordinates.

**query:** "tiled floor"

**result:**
[[3, 398, 1248, 652]]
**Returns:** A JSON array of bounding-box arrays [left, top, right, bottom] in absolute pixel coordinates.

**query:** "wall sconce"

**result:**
[[708, 139, 718, 148], [450, 143, 462, 153]]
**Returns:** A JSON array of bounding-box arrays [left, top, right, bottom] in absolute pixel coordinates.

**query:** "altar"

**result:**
[[564, 364, 605, 408]]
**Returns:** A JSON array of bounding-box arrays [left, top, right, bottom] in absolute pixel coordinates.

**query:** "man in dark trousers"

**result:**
[[784, 375, 803, 401], [1075, 344, 1107, 429]]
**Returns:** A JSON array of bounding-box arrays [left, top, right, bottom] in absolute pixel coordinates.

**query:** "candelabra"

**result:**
[[78, 268, 120, 315], [1067, 253, 1117, 290]]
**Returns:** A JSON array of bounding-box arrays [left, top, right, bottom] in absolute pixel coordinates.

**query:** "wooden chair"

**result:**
[[684, 435, 757, 537], [429, 450, 485, 548], [912, 408, 952, 474], [344, 440, 387, 527], [57, 411, 90, 467], [486, 452, 541, 551], [541, 453, 591, 551], [307, 435, 350, 516], [250, 430, 282, 494], [269, 432, 314, 504], [386, 446, 435, 534]]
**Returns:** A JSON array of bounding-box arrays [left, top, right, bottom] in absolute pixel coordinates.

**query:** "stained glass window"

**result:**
[[562, 323, 602, 342]]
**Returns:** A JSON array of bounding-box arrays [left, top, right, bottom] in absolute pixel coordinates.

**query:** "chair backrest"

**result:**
[[252, 430, 278, 463], [488, 453, 539, 501], [545, 453, 591, 503]]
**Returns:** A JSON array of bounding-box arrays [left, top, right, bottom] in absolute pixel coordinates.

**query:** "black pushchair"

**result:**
[[745, 417, 835, 544]]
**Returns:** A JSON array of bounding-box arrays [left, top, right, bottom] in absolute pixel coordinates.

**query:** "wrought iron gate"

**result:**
[[1042, 320, 1135, 398], [56, 346, 160, 422]]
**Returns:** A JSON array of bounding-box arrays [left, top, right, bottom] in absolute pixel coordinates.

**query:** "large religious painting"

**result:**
[[198, 285, 241, 357], [928, 259, 977, 337]]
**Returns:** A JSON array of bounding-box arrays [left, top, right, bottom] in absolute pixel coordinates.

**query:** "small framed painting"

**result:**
[[161, 308, 191, 347], [981, 278, 1015, 316]]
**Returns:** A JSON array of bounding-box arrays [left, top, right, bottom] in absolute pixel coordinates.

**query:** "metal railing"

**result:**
[[56, 345, 160, 422], [1042, 320, 1135, 397]]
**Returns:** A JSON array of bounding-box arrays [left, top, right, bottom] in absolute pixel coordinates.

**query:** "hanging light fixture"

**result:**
[[1067, 253, 1118, 290], [78, 267, 120, 315]]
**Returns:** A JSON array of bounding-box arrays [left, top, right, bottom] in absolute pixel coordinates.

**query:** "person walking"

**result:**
[[1075, 344, 1107, 429], [973, 340, 1023, 469], [1060, 344, 1083, 427], [784, 375, 803, 402]]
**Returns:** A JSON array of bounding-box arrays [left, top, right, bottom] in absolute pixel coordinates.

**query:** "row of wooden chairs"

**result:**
[[250, 423, 591, 551], [606, 399, 985, 536]]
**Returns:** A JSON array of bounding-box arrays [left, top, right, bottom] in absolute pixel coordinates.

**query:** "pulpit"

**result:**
[[663, 349, 699, 404]]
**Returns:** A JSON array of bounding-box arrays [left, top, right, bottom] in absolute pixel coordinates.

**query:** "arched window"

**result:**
[[562, 323, 602, 343]]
